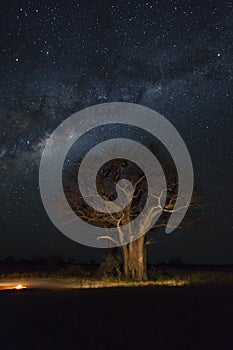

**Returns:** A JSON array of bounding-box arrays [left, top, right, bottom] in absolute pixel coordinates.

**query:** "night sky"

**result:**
[[0, 0, 232, 264]]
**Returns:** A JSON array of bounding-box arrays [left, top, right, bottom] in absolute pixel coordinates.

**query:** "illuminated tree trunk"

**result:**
[[122, 236, 147, 281]]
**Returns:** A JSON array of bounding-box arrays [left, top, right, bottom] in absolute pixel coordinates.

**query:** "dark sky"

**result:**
[[0, 0, 232, 264]]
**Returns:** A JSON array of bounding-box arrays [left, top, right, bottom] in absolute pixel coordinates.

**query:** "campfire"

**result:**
[[15, 284, 27, 290]]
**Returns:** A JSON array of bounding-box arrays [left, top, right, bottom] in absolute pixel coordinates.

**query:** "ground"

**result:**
[[0, 283, 232, 350]]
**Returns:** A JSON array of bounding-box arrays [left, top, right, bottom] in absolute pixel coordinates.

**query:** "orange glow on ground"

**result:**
[[0, 284, 27, 291], [15, 284, 26, 290]]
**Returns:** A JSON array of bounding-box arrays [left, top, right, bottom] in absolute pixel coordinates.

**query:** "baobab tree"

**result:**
[[62, 142, 200, 281]]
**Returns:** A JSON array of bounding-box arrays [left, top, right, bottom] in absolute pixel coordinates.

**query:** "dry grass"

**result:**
[[0, 267, 232, 290]]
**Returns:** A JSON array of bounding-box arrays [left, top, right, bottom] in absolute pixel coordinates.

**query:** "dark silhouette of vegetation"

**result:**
[[0, 256, 232, 286]]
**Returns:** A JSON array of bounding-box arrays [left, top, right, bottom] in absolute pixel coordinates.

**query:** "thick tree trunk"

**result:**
[[122, 236, 147, 280]]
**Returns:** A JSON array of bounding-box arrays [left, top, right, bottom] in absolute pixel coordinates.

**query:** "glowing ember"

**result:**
[[15, 284, 26, 290]]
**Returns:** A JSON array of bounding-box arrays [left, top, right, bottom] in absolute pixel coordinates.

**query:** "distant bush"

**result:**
[[55, 264, 90, 278], [148, 265, 233, 284]]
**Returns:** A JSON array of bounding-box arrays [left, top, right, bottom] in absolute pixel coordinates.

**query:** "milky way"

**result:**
[[0, 1, 232, 263]]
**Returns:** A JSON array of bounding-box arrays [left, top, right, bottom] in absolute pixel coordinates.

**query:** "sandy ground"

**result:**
[[0, 283, 232, 350]]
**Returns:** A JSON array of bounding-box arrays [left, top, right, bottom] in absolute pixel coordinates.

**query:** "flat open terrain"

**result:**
[[0, 283, 232, 350]]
